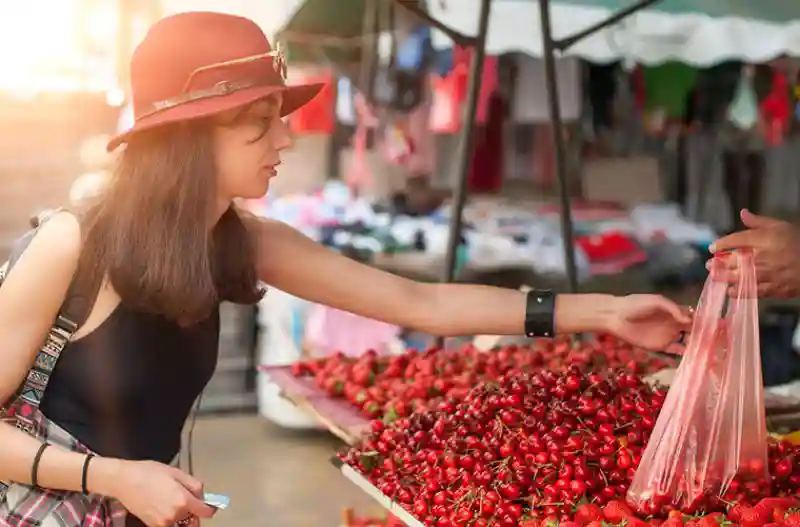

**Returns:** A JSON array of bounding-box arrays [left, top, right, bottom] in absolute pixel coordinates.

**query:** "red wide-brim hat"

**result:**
[[107, 12, 324, 152]]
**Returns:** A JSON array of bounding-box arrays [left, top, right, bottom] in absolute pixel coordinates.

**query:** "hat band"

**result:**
[[140, 77, 282, 119]]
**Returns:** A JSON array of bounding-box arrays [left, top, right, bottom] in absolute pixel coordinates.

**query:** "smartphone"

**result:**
[[203, 492, 230, 510]]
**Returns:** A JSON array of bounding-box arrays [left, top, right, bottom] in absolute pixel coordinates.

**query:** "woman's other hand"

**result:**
[[96, 459, 215, 527], [606, 294, 692, 351]]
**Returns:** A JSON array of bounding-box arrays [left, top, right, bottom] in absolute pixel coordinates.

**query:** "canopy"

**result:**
[[277, 0, 472, 63], [428, 0, 800, 65]]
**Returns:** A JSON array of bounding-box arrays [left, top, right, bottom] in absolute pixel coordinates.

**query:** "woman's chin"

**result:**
[[240, 182, 270, 200]]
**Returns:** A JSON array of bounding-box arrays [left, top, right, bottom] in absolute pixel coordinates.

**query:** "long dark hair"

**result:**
[[79, 120, 263, 325]]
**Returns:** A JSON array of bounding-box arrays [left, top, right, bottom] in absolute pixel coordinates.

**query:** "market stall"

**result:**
[[268, 5, 800, 524], [277, 0, 800, 294]]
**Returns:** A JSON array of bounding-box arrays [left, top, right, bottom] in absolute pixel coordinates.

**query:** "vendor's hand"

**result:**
[[710, 209, 800, 299], [607, 294, 692, 351]]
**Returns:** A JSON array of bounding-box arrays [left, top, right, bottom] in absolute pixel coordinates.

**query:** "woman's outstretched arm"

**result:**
[[251, 217, 690, 349]]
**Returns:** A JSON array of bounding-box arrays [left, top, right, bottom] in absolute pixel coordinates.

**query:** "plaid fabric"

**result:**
[[0, 411, 127, 527]]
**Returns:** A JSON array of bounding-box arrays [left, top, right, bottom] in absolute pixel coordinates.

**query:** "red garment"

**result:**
[[289, 74, 335, 134], [452, 47, 498, 124], [477, 56, 499, 123], [575, 231, 648, 276], [468, 93, 507, 193], [430, 73, 462, 133], [760, 69, 791, 146]]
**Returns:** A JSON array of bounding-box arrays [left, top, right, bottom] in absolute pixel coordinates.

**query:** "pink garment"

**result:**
[[305, 305, 401, 356], [347, 93, 379, 192], [405, 85, 436, 175]]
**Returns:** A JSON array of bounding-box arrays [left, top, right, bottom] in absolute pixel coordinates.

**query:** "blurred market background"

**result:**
[[4, 0, 800, 525]]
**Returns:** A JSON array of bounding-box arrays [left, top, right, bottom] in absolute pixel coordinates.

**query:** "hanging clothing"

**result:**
[[395, 25, 431, 72], [711, 64, 771, 230], [586, 62, 619, 134], [760, 69, 791, 145], [430, 73, 462, 133], [727, 69, 760, 130], [346, 92, 379, 192], [405, 84, 436, 176], [289, 73, 335, 135], [428, 49, 498, 132], [512, 55, 582, 123], [336, 77, 356, 125], [468, 92, 508, 193], [694, 62, 773, 128], [642, 62, 699, 121], [722, 151, 765, 229], [450, 47, 499, 124]]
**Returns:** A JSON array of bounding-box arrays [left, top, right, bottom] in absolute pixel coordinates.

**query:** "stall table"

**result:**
[[259, 365, 370, 445]]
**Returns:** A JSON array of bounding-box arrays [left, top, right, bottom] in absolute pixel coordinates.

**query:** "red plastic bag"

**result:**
[[627, 251, 769, 514]]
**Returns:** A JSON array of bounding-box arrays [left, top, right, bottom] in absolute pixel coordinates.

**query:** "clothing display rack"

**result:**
[[433, 0, 661, 293]]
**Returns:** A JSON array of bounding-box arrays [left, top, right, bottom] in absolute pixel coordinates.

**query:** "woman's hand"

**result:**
[[97, 459, 215, 527], [605, 294, 692, 351]]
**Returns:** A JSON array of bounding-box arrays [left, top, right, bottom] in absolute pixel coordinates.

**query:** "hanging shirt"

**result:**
[[512, 55, 582, 123], [394, 26, 430, 72], [336, 77, 356, 125], [642, 62, 698, 119], [760, 69, 791, 145], [727, 69, 760, 130]]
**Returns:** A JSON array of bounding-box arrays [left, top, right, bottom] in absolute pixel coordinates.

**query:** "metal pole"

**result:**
[[440, 0, 492, 284], [538, 0, 579, 293], [359, 0, 380, 103]]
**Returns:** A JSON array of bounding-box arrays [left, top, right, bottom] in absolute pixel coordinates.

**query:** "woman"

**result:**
[[0, 12, 690, 527]]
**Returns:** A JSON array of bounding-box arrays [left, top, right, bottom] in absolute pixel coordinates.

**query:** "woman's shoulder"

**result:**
[[22, 210, 82, 264], [235, 205, 287, 240]]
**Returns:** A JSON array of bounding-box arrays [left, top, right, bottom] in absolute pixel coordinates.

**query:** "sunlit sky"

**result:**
[[0, 1, 123, 93], [0, 0, 302, 95]]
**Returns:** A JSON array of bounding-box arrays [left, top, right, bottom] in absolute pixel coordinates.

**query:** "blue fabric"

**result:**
[[395, 26, 430, 71], [432, 47, 455, 77]]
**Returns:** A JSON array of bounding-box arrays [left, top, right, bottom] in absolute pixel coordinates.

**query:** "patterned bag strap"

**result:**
[[7, 210, 104, 435]]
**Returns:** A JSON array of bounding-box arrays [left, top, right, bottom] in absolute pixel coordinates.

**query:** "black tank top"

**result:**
[[39, 303, 220, 464]]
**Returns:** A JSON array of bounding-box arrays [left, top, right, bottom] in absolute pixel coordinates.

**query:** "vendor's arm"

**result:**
[[250, 218, 689, 349]]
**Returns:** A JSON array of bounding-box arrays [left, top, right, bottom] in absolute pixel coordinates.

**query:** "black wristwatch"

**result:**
[[524, 289, 555, 338]]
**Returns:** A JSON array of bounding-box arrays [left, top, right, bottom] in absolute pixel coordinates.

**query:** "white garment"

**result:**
[[336, 77, 356, 125], [512, 56, 582, 123]]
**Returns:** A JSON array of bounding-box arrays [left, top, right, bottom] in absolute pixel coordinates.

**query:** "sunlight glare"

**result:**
[[0, 0, 118, 93]]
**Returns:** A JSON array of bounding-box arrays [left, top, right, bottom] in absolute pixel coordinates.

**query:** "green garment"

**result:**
[[642, 62, 699, 119]]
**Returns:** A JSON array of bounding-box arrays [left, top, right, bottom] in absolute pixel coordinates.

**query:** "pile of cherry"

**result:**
[[341, 508, 404, 527], [339, 368, 800, 527], [291, 336, 676, 421]]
